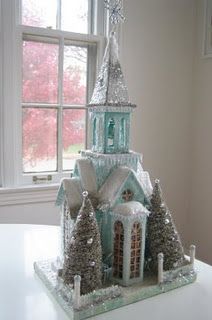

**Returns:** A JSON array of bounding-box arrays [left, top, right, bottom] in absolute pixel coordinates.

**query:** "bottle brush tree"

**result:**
[[62, 191, 102, 294], [147, 179, 185, 272]]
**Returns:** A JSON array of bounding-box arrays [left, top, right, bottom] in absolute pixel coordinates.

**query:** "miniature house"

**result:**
[[56, 32, 152, 286]]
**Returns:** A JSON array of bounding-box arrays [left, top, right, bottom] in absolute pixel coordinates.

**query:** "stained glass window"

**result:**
[[113, 221, 124, 279], [130, 222, 141, 278]]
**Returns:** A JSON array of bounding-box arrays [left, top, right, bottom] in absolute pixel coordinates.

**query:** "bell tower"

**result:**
[[87, 32, 136, 154]]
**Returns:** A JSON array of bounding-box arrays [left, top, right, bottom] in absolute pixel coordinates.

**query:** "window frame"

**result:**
[[0, 0, 106, 188]]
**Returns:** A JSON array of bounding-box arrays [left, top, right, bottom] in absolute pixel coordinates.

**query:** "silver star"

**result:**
[[104, 0, 125, 25]]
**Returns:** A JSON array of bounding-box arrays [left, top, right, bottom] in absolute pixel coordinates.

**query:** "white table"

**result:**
[[0, 224, 212, 320]]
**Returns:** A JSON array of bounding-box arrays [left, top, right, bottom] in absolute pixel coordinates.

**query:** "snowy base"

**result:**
[[34, 259, 197, 320]]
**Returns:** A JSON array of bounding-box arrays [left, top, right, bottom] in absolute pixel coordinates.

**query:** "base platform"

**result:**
[[34, 259, 197, 320]]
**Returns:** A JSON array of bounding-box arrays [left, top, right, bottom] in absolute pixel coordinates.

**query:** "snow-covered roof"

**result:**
[[98, 166, 131, 205], [137, 169, 153, 198], [56, 159, 98, 212], [62, 177, 82, 209], [56, 162, 152, 215], [76, 158, 97, 194], [88, 32, 136, 109], [113, 201, 149, 216]]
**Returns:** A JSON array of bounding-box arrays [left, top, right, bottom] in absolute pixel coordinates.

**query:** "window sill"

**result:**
[[0, 184, 59, 206]]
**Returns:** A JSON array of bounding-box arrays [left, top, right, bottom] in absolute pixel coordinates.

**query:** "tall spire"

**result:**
[[88, 32, 136, 108], [88, 0, 135, 109], [88, 1, 136, 154]]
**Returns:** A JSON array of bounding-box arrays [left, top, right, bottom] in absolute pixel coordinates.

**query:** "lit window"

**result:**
[[130, 222, 141, 278], [113, 221, 124, 279], [107, 118, 115, 147]]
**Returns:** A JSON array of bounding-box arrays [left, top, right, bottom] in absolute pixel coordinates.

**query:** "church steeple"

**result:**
[[89, 32, 134, 107], [87, 32, 136, 154]]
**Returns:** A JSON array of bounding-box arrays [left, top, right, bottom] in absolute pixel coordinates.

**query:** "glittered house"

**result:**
[[56, 32, 152, 287], [34, 26, 196, 320]]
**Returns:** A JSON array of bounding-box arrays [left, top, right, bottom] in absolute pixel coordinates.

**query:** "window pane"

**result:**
[[23, 40, 59, 104], [63, 109, 86, 170], [23, 108, 57, 173], [61, 0, 89, 33], [22, 0, 57, 29], [63, 46, 87, 105]]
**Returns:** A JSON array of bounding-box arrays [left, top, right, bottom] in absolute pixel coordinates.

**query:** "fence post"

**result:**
[[190, 245, 196, 267], [158, 253, 164, 284], [73, 275, 81, 309]]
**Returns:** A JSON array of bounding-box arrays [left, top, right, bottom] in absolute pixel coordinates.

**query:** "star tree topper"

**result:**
[[104, 0, 125, 25]]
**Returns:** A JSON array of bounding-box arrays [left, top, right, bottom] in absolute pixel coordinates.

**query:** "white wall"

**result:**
[[121, 0, 195, 246], [190, 0, 212, 264]]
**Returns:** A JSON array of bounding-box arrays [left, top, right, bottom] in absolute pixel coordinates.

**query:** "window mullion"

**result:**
[[57, 36, 64, 174], [88, 0, 93, 34], [93, 0, 106, 36], [62, 105, 87, 109], [57, 108, 63, 174], [86, 43, 97, 149], [16, 28, 24, 186], [56, 0, 62, 30], [22, 103, 60, 108]]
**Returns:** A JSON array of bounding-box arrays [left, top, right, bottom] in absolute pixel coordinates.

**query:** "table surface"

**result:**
[[0, 224, 212, 320]]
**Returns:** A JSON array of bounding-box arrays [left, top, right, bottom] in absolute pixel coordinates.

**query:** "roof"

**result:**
[[98, 166, 131, 205], [55, 158, 98, 212], [56, 162, 152, 215], [113, 201, 149, 216], [76, 158, 97, 194], [88, 32, 136, 109], [136, 162, 153, 197], [62, 177, 82, 210]]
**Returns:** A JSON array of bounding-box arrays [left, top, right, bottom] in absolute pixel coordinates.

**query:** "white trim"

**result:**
[[20, 25, 104, 44], [0, 184, 59, 206], [2, 0, 20, 187], [56, 0, 62, 30], [57, 36, 64, 174], [93, 0, 106, 36], [16, 24, 24, 186], [0, 0, 3, 187], [22, 103, 87, 108], [19, 171, 71, 186]]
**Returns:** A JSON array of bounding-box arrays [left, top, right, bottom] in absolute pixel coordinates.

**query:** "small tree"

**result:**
[[62, 191, 102, 295], [147, 180, 185, 272]]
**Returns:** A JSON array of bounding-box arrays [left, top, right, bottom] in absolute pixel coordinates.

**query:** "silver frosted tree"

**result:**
[[62, 191, 102, 295], [147, 180, 185, 272]]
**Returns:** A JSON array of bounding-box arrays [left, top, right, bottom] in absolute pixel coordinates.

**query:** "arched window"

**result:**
[[130, 222, 141, 278], [93, 117, 97, 146], [113, 221, 124, 278], [120, 118, 126, 147], [107, 118, 115, 147]]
